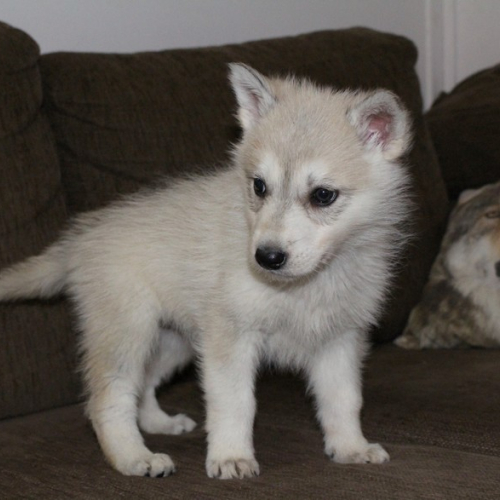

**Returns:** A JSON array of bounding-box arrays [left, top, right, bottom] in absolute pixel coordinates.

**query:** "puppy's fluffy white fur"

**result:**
[[0, 64, 412, 479]]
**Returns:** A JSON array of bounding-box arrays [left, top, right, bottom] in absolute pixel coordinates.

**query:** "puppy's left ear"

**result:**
[[228, 63, 276, 131], [347, 90, 411, 161]]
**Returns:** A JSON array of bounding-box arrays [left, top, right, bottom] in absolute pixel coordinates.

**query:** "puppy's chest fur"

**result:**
[[256, 294, 347, 368], [249, 285, 336, 352], [212, 254, 380, 369]]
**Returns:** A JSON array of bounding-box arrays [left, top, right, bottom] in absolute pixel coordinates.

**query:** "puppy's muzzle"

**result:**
[[255, 246, 288, 270]]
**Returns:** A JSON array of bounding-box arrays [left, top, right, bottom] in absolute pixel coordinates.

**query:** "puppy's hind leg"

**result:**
[[81, 297, 176, 477], [138, 330, 196, 435]]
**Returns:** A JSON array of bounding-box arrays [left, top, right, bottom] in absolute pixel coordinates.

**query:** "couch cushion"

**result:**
[[1, 346, 498, 499], [0, 22, 79, 419], [426, 63, 500, 200], [40, 28, 448, 342]]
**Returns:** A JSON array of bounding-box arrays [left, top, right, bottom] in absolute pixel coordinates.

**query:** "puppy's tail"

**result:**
[[0, 242, 67, 301]]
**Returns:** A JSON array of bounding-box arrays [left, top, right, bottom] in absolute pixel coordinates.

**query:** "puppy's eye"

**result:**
[[254, 178, 267, 197], [310, 187, 338, 207]]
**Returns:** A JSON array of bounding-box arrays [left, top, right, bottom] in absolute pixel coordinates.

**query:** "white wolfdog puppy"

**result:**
[[0, 64, 411, 479]]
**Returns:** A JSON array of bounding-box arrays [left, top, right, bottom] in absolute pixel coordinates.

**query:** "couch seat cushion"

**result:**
[[1, 346, 498, 499]]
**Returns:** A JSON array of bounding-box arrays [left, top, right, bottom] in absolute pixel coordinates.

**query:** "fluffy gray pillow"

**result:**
[[395, 181, 500, 349]]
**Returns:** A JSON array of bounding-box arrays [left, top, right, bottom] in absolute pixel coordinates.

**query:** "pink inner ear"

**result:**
[[248, 89, 264, 120], [365, 112, 392, 147]]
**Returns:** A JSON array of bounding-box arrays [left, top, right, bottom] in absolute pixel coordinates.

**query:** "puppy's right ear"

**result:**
[[347, 90, 411, 161], [228, 63, 276, 131]]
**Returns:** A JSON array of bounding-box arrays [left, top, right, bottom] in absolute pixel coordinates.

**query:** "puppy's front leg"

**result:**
[[307, 333, 389, 465], [202, 322, 261, 479]]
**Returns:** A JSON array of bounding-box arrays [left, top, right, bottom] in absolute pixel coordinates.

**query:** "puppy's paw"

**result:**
[[328, 442, 390, 464], [206, 457, 260, 479], [139, 410, 197, 435], [167, 414, 197, 435], [115, 452, 176, 477]]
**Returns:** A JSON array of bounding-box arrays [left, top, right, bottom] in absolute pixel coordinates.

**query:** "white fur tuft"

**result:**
[[0, 243, 67, 300]]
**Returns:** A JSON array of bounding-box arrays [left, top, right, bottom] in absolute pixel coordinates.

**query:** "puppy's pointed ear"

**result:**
[[228, 63, 276, 131], [458, 187, 483, 205], [347, 90, 411, 161], [459, 182, 500, 206]]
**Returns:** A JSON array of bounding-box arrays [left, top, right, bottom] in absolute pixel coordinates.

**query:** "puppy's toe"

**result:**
[[330, 443, 390, 464], [117, 452, 176, 477], [206, 457, 260, 479]]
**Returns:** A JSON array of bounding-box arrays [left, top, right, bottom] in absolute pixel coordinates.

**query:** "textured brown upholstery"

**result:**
[[426, 63, 500, 200], [0, 22, 79, 419], [1, 347, 499, 499]]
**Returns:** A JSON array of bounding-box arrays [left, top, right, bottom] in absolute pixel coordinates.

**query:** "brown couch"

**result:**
[[0, 20, 498, 499]]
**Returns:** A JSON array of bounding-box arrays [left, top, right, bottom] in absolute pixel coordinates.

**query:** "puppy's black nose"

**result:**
[[495, 261, 500, 278], [255, 247, 287, 270]]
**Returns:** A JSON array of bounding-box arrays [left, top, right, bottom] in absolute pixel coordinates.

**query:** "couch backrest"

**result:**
[[0, 22, 449, 419]]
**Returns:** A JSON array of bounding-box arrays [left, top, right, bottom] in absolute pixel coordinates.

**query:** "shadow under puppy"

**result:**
[[0, 64, 412, 478]]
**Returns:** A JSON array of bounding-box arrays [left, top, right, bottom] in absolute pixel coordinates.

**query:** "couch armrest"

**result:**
[[0, 21, 78, 419]]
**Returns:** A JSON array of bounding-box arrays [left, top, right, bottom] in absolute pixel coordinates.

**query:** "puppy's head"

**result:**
[[229, 63, 412, 282]]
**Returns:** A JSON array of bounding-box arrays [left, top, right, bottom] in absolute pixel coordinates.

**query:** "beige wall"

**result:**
[[1, 0, 499, 109]]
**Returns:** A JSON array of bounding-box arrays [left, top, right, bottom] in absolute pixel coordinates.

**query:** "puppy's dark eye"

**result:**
[[254, 178, 266, 197], [310, 188, 338, 207]]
